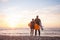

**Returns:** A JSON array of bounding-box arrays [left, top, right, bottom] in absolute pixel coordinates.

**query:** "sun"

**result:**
[[5, 14, 22, 28], [7, 18, 17, 28]]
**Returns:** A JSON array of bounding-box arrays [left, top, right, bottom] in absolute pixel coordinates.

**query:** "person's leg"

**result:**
[[38, 29, 40, 36], [30, 29, 32, 36], [35, 30, 37, 36], [31, 29, 34, 36]]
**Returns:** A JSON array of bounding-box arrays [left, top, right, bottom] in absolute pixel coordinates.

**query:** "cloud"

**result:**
[[0, 0, 8, 3], [2, 5, 60, 15], [35, 5, 60, 15]]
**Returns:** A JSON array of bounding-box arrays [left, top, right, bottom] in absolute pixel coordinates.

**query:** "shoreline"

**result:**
[[0, 35, 60, 40]]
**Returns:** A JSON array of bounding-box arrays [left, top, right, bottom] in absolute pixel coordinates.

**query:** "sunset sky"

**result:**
[[0, 0, 60, 28]]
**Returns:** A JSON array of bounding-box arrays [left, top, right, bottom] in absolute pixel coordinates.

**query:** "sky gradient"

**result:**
[[0, 0, 60, 28]]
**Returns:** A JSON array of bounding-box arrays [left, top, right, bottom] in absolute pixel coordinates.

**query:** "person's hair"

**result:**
[[36, 15, 39, 18], [32, 19, 34, 20]]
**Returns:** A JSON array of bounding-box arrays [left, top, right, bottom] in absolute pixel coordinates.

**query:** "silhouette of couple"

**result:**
[[28, 15, 43, 36]]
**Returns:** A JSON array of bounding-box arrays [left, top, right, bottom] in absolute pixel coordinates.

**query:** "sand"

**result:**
[[0, 35, 60, 40]]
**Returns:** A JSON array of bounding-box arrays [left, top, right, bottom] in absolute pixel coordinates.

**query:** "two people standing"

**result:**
[[28, 15, 43, 36]]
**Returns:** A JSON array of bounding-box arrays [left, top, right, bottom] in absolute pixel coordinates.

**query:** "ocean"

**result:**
[[0, 28, 60, 37]]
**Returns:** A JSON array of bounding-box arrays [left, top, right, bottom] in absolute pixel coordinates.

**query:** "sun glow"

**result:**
[[5, 14, 22, 28]]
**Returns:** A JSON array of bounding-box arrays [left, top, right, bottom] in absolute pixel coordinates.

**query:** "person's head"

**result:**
[[32, 19, 34, 21], [36, 15, 39, 18]]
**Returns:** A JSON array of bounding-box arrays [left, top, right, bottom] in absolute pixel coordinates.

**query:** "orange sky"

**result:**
[[0, 13, 60, 28]]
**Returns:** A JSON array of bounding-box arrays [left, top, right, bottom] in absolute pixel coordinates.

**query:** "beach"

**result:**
[[0, 28, 60, 40], [0, 35, 60, 40]]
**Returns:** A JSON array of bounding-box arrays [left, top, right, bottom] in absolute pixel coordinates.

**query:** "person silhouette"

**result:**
[[34, 15, 43, 36], [28, 19, 35, 36]]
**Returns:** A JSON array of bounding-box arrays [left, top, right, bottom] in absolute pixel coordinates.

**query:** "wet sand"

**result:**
[[0, 35, 60, 40]]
